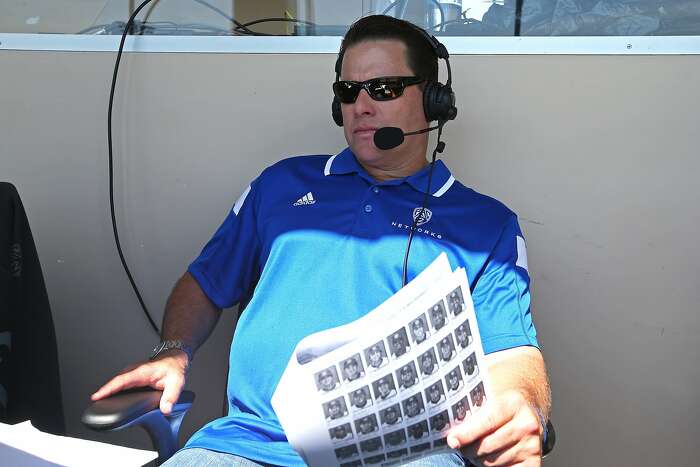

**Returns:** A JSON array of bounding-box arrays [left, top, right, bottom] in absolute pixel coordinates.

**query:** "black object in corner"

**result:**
[[0, 182, 65, 434]]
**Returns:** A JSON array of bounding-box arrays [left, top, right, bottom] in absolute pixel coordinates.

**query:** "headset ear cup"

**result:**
[[436, 85, 457, 121], [332, 97, 343, 126], [422, 81, 437, 122], [423, 82, 457, 122]]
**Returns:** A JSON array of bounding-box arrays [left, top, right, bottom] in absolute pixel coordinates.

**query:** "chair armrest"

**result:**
[[81, 388, 194, 431], [542, 419, 556, 458], [82, 388, 195, 463]]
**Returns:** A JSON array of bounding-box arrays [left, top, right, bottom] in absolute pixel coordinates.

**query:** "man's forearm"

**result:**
[[486, 346, 551, 419], [160, 272, 222, 354]]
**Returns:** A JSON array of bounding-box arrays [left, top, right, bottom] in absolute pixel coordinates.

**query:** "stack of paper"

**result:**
[[272, 253, 491, 467], [0, 420, 157, 466]]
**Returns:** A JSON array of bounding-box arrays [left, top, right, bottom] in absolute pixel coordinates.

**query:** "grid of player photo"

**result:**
[[315, 285, 487, 466]]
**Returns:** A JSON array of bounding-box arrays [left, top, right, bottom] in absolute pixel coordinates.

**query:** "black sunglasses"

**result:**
[[332, 76, 424, 104]]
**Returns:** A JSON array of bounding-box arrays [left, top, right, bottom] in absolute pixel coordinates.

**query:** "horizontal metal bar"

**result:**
[[0, 33, 699, 55]]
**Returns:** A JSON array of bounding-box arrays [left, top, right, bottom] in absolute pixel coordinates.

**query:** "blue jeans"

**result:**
[[161, 448, 465, 466]]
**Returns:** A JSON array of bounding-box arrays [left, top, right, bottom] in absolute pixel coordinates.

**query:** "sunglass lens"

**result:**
[[368, 79, 404, 101], [334, 81, 360, 103]]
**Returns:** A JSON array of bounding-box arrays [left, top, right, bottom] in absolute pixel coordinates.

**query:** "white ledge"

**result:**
[[0, 34, 699, 55]]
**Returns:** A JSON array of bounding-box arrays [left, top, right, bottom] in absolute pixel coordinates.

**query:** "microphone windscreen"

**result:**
[[374, 127, 404, 150]]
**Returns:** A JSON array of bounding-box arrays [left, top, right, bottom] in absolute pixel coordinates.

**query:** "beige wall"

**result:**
[[0, 49, 698, 466]]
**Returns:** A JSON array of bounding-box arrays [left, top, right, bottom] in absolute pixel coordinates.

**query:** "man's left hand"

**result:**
[[446, 389, 543, 467]]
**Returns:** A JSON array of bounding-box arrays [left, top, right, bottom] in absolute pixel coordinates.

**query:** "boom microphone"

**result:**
[[373, 125, 440, 150]]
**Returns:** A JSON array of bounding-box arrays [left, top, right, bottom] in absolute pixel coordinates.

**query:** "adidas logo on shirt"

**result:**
[[293, 192, 316, 206]]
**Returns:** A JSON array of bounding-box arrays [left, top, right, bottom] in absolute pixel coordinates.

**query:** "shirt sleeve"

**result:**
[[187, 179, 262, 309], [471, 214, 539, 354]]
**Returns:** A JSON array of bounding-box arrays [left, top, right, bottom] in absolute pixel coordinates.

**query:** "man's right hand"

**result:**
[[90, 349, 189, 415]]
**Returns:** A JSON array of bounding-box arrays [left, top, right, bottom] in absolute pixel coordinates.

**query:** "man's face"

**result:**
[[345, 359, 360, 379], [466, 358, 476, 374], [412, 320, 426, 340], [440, 340, 452, 359], [421, 354, 433, 373], [429, 387, 440, 403], [339, 40, 430, 176], [432, 307, 445, 327], [434, 413, 446, 430], [329, 401, 341, 417], [473, 389, 484, 406], [448, 372, 459, 389], [320, 371, 334, 390], [360, 418, 373, 433], [368, 346, 382, 366], [401, 367, 414, 386], [378, 380, 391, 397], [456, 326, 467, 344], [385, 407, 398, 424], [392, 334, 404, 352], [406, 398, 419, 416], [455, 401, 466, 420], [353, 389, 367, 407]]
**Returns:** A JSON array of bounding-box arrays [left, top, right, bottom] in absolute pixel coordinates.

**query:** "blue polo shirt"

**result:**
[[184, 147, 538, 465]]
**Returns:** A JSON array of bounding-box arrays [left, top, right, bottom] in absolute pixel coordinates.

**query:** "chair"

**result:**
[[82, 388, 194, 465]]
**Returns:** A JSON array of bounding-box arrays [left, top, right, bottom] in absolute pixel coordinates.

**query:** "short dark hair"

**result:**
[[337, 15, 438, 83]]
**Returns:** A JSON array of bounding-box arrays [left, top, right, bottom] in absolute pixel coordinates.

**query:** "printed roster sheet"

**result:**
[[272, 253, 492, 467]]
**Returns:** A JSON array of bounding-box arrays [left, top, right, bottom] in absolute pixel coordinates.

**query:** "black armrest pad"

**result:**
[[82, 388, 195, 431], [543, 419, 556, 457]]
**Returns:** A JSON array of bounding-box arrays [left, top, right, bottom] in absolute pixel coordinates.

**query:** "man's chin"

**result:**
[[350, 143, 382, 165]]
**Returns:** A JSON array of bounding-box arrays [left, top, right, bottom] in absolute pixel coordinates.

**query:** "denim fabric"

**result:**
[[162, 448, 465, 467], [161, 448, 266, 467], [399, 452, 466, 466]]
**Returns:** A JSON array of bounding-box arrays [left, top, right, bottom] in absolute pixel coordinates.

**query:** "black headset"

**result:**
[[331, 22, 457, 127]]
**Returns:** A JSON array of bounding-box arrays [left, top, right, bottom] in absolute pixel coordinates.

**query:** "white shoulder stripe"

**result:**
[[324, 154, 337, 176], [516, 236, 529, 273], [233, 185, 251, 216], [433, 175, 455, 197]]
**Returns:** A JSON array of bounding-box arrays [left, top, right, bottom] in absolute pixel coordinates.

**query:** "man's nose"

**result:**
[[353, 89, 376, 115]]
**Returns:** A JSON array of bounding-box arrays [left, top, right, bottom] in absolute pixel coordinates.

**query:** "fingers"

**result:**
[[460, 418, 517, 459], [91, 356, 189, 418], [447, 400, 513, 448], [446, 390, 543, 467], [466, 436, 542, 467], [91, 365, 152, 401], [159, 372, 185, 415]]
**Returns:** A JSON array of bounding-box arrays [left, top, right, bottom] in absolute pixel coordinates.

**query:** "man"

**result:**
[[92, 14, 549, 467], [374, 376, 396, 400], [317, 367, 338, 391], [398, 363, 417, 389], [365, 342, 386, 369], [381, 404, 401, 426], [464, 352, 479, 378], [448, 288, 465, 316], [427, 381, 445, 405], [455, 321, 472, 349], [453, 398, 469, 422], [351, 387, 370, 409], [329, 423, 352, 442], [389, 329, 409, 357], [446, 367, 463, 392], [429, 302, 447, 330], [325, 397, 346, 420], [410, 315, 428, 343], [419, 349, 436, 376], [403, 394, 424, 418], [439, 335, 455, 362], [342, 355, 363, 382], [356, 414, 378, 435]]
